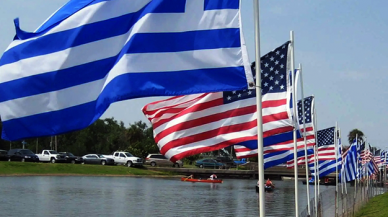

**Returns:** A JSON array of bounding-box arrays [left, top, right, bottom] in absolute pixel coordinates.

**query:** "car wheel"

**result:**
[[21, 158, 25, 162], [150, 162, 156, 167], [101, 160, 106, 165], [50, 158, 56, 163], [71, 160, 75, 164], [199, 164, 203, 168], [127, 161, 133, 167], [174, 163, 180, 168]]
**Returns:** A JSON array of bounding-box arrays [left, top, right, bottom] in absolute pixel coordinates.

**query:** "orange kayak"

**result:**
[[181, 177, 223, 183]]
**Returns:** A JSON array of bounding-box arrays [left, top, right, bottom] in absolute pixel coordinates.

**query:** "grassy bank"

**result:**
[[0, 161, 176, 176], [356, 192, 388, 217]]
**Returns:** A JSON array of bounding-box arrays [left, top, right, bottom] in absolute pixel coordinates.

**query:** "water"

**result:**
[[0, 176, 334, 217]]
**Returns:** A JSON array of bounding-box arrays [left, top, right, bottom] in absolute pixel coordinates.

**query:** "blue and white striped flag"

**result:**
[[342, 140, 358, 182], [0, 0, 254, 141]]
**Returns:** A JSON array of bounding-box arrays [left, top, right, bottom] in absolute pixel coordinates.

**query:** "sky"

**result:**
[[0, 1, 388, 149]]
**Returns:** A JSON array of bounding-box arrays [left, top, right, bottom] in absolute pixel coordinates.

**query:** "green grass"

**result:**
[[0, 161, 176, 176], [356, 192, 388, 217]]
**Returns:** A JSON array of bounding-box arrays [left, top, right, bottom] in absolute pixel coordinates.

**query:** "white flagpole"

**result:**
[[335, 122, 338, 217], [253, 1, 265, 216], [339, 128, 345, 216], [299, 64, 311, 216], [315, 107, 320, 199], [353, 134, 358, 216], [313, 96, 318, 217], [314, 145, 318, 217], [290, 31, 299, 217], [385, 151, 387, 188]]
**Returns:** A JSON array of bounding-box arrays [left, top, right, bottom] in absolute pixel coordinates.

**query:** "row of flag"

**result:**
[[0, 0, 384, 181]]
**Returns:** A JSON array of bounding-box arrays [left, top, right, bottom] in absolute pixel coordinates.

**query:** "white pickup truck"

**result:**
[[106, 151, 143, 167], [35, 150, 61, 163]]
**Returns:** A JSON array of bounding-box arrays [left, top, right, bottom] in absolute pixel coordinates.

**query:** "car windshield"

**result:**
[[97, 154, 105, 158], [20, 150, 34, 155], [49, 151, 59, 154], [124, 153, 133, 157], [67, 153, 74, 156]]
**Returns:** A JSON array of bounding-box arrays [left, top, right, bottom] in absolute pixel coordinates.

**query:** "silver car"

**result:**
[[145, 154, 183, 168]]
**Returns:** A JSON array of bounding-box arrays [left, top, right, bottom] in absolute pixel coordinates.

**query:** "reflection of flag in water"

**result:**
[[143, 42, 291, 162], [0, 0, 254, 141], [286, 96, 315, 168]]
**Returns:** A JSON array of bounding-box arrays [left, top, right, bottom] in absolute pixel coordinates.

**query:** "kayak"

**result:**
[[255, 185, 275, 192], [181, 177, 223, 183]]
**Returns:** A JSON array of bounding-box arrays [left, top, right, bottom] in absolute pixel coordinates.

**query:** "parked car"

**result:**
[[234, 158, 248, 165], [82, 154, 115, 165], [7, 149, 39, 162], [215, 156, 237, 168], [195, 158, 225, 169], [145, 154, 183, 168], [106, 151, 143, 167], [35, 150, 61, 163], [0, 150, 8, 161], [57, 152, 83, 164]]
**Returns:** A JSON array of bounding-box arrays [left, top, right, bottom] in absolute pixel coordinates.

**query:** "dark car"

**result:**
[[57, 152, 83, 164], [7, 149, 39, 162], [195, 158, 225, 169], [215, 156, 237, 169], [0, 150, 8, 161], [82, 154, 115, 165]]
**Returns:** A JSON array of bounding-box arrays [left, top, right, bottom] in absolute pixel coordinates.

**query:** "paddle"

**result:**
[[183, 175, 192, 181]]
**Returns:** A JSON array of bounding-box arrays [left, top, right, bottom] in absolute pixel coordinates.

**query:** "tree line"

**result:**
[[0, 117, 367, 161], [0, 118, 160, 158]]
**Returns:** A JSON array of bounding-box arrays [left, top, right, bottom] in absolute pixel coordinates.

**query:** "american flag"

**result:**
[[143, 42, 292, 162], [234, 42, 297, 168], [316, 127, 336, 160], [286, 96, 316, 168], [374, 149, 382, 166], [310, 127, 342, 178]]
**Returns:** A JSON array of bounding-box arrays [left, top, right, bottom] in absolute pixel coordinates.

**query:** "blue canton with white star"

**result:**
[[317, 127, 335, 147], [297, 96, 313, 125], [223, 41, 290, 104]]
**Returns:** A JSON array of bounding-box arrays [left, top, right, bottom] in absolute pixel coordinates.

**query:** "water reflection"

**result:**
[[0, 176, 334, 217]]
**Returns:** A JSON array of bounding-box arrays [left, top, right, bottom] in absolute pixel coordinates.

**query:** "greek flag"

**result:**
[[0, 0, 253, 141], [341, 140, 358, 182]]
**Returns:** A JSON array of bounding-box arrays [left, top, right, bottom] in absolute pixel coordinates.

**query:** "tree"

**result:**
[[347, 129, 365, 145]]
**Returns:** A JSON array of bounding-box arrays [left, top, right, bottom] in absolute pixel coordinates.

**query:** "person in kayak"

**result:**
[[208, 174, 217, 180], [187, 174, 194, 179], [265, 178, 274, 188]]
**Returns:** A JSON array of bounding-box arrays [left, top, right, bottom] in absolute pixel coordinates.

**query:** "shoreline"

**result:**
[[0, 173, 183, 178]]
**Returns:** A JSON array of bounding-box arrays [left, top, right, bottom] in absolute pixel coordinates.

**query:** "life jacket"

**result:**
[[266, 180, 272, 186]]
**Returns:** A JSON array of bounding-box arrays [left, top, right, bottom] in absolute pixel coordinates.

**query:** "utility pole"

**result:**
[[55, 135, 58, 151]]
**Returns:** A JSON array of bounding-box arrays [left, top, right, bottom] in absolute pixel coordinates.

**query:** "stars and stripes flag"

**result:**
[[374, 149, 382, 166], [143, 42, 292, 162], [0, 0, 254, 141], [341, 140, 358, 182], [286, 96, 316, 168], [309, 127, 342, 178], [361, 149, 379, 177], [360, 145, 372, 165], [233, 43, 301, 169]]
